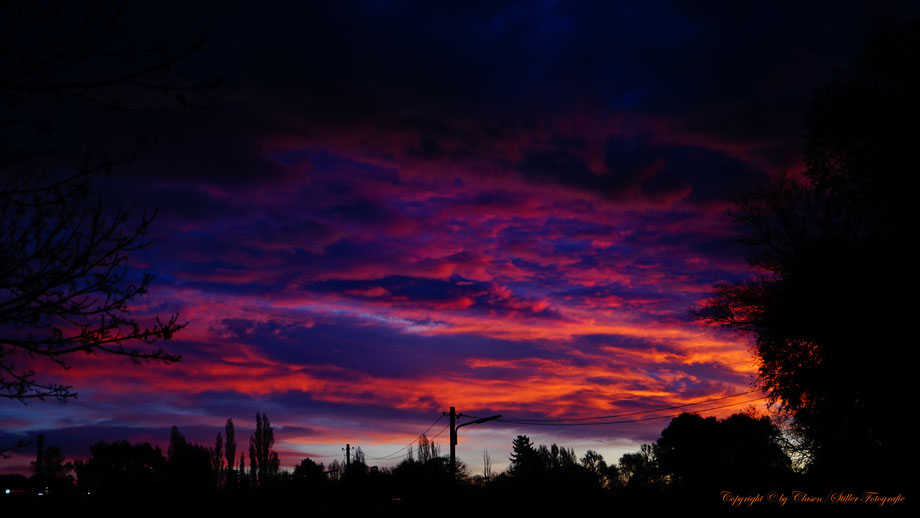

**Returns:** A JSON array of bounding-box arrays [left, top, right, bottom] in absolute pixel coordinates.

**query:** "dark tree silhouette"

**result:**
[[238, 452, 247, 488], [343, 446, 369, 480], [617, 444, 662, 488], [413, 433, 439, 463], [32, 433, 44, 482], [165, 425, 213, 491], [0, 0, 213, 401], [326, 458, 343, 481], [248, 412, 279, 487], [292, 457, 325, 484], [212, 431, 224, 487], [508, 434, 539, 478], [536, 443, 578, 474], [581, 449, 618, 489], [391, 448, 461, 509], [691, 18, 919, 485], [75, 440, 166, 494], [0, 175, 185, 400], [224, 418, 236, 488], [482, 448, 492, 480], [491, 436, 604, 515], [31, 434, 73, 489], [655, 412, 791, 490]]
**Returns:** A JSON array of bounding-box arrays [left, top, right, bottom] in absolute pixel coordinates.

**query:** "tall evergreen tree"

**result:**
[[248, 440, 256, 485], [239, 452, 247, 488], [212, 432, 224, 487], [508, 435, 539, 477], [224, 418, 236, 487]]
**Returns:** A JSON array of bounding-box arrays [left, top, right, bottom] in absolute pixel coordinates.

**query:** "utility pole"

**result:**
[[444, 407, 501, 479], [345, 443, 351, 466], [448, 407, 457, 479]]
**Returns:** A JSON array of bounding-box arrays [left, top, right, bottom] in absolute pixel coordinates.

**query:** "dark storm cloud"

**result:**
[[305, 275, 563, 319], [212, 314, 568, 380], [92, 0, 920, 197], [605, 134, 770, 203], [517, 133, 769, 203]]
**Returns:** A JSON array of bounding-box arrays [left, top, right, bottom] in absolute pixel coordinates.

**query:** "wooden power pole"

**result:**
[[445, 407, 501, 479], [448, 407, 457, 478]]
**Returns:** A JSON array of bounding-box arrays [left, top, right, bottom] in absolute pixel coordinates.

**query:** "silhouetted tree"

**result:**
[[248, 438, 256, 484], [30, 434, 73, 490], [352, 445, 365, 466], [654, 412, 791, 490], [224, 418, 236, 488], [617, 444, 662, 488], [581, 449, 617, 488], [40, 445, 73, 483], [166, 426, 212, 491], [75, 440, 165, 494], [692, 18, 919, 485], [493, 437, 601, 514], [238, 452, 248, 488], [343, 446, 369, 480], [292, 457, 325, 484], [391, 449, 459, 507], [415, 434, 439, 464], [248, 413, 279, 486], [537, 443, 578, 474], [32, 433, 44, 483], [212, 431, 224, 487], [508, 435, 539, 478], [0, 170, 185, 400], [326, 458, 343, 481], [0, 0, 213, 402]]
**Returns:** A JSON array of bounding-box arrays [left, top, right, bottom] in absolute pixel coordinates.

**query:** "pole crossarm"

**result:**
[[446, 406, 502, 478], [456, 415, 501, 430]]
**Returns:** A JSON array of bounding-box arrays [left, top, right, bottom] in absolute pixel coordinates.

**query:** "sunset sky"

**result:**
[[3, 1, 915, 475]]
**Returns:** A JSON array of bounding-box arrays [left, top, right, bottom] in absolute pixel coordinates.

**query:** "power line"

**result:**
[[430, 423, 450, 440], [466, 389, 760, 423], [330, 391, 769, 462], [365, 421, 450, 466], [363, 414, 444, 460], [494, 396, 768, 426]]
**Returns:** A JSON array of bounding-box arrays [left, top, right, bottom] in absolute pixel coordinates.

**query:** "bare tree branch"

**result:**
[[1, 0, 212, 402]]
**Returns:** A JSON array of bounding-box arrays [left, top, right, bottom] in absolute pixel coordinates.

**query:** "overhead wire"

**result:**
[[362, 414, 444, 460], [343, 391, 770, 462], [464, 389, 761, 423], [429, 423, 450, 439]]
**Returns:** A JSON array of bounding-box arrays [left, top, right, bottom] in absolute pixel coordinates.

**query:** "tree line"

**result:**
[[2, 410, 810, 517], [7, 413, 282, 496]]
